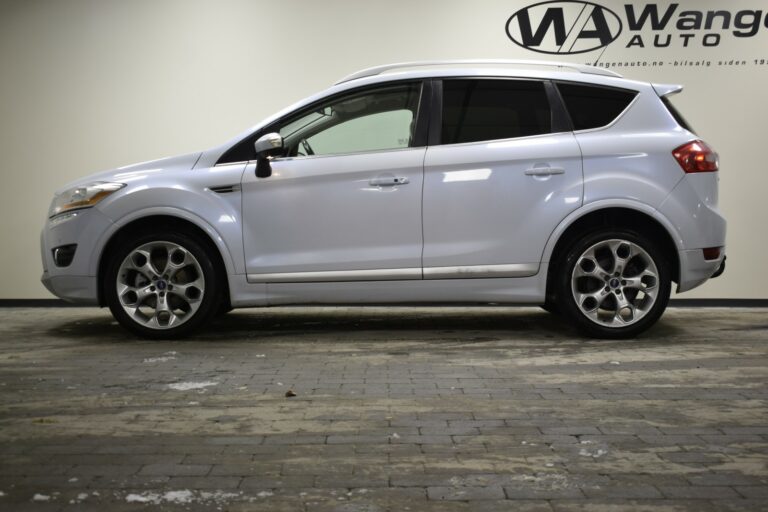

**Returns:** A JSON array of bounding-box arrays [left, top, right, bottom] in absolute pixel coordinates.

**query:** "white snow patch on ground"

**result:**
[[256, 490, 274, 497], [145, 351, 179, 363], [163, 490, 194, 503], [0, 490, 5, 497], [144, 356, 176, 363], [168, 381, 218, 391], [32, 494, 50, 501], [125, 490, 241, 505], [76, 493, 89, 500], [579, 447, 608, 458], [126, 493, 157, 504]]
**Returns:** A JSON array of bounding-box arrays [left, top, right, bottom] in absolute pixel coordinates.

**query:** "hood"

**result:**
[[56, 152, 202, 194]]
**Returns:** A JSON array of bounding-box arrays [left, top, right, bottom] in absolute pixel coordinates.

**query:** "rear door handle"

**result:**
[[369, 176, 409, 187], [524, 167, 565, 177]]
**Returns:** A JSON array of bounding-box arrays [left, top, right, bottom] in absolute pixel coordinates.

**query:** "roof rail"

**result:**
[[336, 59, 622, 84]]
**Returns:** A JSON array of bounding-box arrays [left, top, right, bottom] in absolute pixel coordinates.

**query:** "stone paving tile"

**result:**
[[0, 306, 767, 510]]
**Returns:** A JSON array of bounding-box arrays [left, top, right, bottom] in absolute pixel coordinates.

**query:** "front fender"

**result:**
[[91, 190, 244, 278]]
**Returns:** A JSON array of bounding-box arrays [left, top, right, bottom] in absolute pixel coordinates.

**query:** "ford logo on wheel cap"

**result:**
[[506, 0, 622, 55]]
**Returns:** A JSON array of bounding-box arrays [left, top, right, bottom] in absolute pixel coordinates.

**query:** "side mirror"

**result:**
[[254, 132, 283, 178]]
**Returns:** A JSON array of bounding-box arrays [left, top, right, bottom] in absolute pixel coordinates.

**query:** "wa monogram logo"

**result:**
[[506, 0, 623, 54]]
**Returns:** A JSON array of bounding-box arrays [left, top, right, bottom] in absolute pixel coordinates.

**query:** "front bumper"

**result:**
[[40, 272, 99, 304], [40, 208, 113, 304]]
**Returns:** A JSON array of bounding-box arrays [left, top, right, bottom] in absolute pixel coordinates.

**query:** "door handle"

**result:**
[[524, 166, 565, 177], [369, 176, 409, 187]]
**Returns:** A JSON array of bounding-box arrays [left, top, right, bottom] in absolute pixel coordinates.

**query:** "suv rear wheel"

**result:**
[[105, 231, 222, 339], [555, 229, 671, 339]]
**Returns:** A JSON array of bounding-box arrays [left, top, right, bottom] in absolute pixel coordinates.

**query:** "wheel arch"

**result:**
[[96, 212, 233, 308], [543, 203, 681, 301]]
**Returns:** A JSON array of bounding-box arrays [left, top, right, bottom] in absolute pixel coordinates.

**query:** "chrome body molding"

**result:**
[[423, 263, 539, 279], [247, 268, 422, 283], [246, 263, 538, 283]]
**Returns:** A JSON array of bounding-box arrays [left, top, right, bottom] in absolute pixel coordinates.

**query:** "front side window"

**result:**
[[279, 83, 421, 157], [441, 79, 552, 145]]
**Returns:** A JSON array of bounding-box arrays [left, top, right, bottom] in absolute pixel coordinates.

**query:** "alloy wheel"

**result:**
[[570, 239, 659, 327], [115, 241, 205, 329]]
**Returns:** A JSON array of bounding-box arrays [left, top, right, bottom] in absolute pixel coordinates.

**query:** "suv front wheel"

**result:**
[[104, 231, 222, 339], [555, 229, 671, 339]]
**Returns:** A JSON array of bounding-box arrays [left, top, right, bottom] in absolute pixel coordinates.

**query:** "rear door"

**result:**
[[422, 78, 583, 278]]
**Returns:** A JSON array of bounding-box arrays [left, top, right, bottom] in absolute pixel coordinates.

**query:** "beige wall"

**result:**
[[0, 0, 765, 299]]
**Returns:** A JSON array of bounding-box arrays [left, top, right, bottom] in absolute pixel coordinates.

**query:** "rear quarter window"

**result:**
[[556, 82, 637, 131], [661, 95, 696, 134]]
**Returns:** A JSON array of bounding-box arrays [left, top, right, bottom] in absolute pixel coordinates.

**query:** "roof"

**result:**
[[336, 59, 622, 84]]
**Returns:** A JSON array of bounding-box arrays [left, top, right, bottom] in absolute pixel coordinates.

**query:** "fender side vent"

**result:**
[[210, 184, 241, 194]]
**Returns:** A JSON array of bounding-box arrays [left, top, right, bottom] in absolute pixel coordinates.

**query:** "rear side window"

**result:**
[[441, 79, 551, 144], [556, 82, 637, 131]]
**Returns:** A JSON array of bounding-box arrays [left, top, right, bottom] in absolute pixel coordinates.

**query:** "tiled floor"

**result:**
[[0, 306, 766, 511]]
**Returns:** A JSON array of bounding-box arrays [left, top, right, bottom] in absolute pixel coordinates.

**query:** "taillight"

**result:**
[[672, 140, 719, 173]]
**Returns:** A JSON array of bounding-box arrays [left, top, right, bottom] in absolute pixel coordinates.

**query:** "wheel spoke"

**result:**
[[573, 256, 603, 279], [167, 247, 190, 274], [608, 240, 631, 275], [624, 268, 658, 290], [613, 293, 634, 325], [170, 278, 204, 303], [125, 249, 157, 279]]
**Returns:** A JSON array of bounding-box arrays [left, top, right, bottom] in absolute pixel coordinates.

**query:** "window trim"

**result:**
[[215, 79, 431, 166], [429, 76, 563, 148]]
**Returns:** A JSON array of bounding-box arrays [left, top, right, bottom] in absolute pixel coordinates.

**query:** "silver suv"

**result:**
[[41, 60, 726, 339]]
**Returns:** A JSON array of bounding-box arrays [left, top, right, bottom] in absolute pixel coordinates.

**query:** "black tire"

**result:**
[[554, 228, 671, 339], [216, 303, 234, 317], [104, 230, 223, 339], [540, 301, 560, 315]]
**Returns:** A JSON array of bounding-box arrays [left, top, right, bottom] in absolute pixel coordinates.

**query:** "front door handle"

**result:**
[[369, 176, 409, 187], [524, 166, 565, 177]]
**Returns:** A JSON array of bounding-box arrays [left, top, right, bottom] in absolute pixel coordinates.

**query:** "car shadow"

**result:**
[[45, 306, 684, 348]]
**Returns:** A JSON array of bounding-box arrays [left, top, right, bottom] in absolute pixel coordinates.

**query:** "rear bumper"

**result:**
[[711, 255, 726, 279], [677, 248, 726, 293]]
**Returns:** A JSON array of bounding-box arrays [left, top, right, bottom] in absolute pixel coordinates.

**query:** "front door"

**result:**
[[242, 81, 426, 283]]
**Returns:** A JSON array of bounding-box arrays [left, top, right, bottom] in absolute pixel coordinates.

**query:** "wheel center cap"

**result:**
[[609, 278, 620, 289], [156, 280, 167, 291]]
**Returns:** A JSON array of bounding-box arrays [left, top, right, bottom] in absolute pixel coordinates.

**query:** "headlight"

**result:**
[[49, 182, 125, 218]]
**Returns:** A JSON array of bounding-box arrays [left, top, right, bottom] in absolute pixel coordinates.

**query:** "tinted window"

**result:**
[[279, 84, 419, 157], [216, 83, 420, 164], [661, 95, 695, 134], [441, 79, 551, 144], [556, 82, 637, 130]]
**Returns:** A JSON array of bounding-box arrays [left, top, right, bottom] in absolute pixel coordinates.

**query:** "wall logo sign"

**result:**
[[506, 2, 768, 54], [506, 1, 622, 55]]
